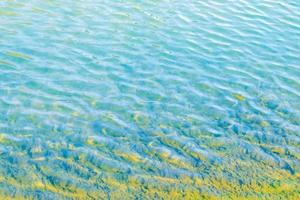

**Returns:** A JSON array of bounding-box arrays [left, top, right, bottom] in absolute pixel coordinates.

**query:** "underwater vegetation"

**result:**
[[0, 98, 299, 199], [0, 0, 300, 199]]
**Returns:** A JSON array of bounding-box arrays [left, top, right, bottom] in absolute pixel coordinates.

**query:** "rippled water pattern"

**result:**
[[0, 0, 300, 199]]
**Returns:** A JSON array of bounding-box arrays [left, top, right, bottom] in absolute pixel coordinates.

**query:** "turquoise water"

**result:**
[[0, 0, 300, 199]]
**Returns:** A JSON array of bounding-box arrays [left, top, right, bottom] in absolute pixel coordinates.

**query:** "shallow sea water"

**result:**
[[0, 0, 300, 199]]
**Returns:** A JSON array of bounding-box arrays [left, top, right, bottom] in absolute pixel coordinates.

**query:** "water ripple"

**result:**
[[0, 0, 300, 199]]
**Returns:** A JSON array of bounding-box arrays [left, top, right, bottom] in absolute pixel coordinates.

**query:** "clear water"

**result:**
[[0, 0, 300, 199]]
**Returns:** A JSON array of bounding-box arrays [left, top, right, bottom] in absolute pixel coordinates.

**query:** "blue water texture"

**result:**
[[0, 0, 300, 199]]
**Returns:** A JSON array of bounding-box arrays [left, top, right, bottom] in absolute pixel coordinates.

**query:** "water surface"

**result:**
[[0, 0, 300, 199]]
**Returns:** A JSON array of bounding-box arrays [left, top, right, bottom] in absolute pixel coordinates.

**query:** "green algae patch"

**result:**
[[260, 120, 270, 127], [114, 150, 143, 163], [0, 134, 16, 146], [234, 93, 246, 101], [0, 60, 15, 69], [159, 136, 208, 162], [0, 10, 18, 16], [6, 51, 32, 60], [132, 112, 150, 127], [71, 111, 80, 117], [0, 166, 299, 199], [102, 175, 207, 200], [90, 99, 97, 108], [158, 152, 193, 170]]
